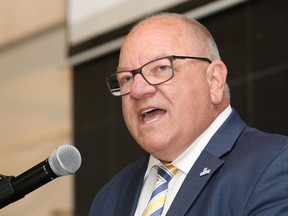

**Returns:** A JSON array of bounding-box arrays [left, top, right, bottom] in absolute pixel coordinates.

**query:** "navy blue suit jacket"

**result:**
[[89, 110, 288, 215]]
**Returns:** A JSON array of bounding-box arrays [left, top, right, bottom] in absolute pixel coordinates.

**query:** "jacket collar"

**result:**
[[167, 110, 246, 216]]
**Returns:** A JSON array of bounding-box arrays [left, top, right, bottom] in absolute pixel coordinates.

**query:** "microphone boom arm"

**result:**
[[0, 159, 57, 209], [0, 174, 15, 199]]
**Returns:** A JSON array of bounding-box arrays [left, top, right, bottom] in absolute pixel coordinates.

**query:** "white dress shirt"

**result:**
[[134, 105, 232, 216]]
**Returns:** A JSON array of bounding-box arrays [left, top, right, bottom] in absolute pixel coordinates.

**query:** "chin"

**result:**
[[139, 139, 169, 155], [151, 152, 175, 163]]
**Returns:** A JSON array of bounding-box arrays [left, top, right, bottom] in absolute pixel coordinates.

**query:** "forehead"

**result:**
[[119, 16, 200, 66], [129, 17, 191, 47]]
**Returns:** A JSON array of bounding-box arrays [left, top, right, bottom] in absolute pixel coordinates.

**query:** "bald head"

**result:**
[[124, 13, 220, 61], [119, 13, 229, 100]]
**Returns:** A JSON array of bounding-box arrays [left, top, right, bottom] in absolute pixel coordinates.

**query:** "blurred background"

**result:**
[[0, 0, 287, 215], [0, 0, 72, 216]]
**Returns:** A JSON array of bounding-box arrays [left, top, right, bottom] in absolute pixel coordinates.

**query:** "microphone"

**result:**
[[0, 144, 81, 208]]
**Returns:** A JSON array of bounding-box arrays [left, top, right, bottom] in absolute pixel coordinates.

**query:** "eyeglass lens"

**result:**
[[107, 57, 173, 96]]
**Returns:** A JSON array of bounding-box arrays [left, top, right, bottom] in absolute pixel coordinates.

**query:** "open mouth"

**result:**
[[139, 108, 167, 124]]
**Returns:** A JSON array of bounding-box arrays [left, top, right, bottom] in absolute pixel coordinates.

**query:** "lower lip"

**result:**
[[140, 110, 167, 124]]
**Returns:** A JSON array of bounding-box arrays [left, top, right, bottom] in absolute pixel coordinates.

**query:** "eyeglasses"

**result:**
[[106, 55, 212, 96]]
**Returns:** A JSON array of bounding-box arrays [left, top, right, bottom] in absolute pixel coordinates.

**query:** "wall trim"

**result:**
[[67, 0, 249, 66]]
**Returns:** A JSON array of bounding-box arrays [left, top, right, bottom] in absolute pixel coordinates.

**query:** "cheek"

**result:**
[[122, 100, 131, 125], [122, 99, 137, 134], [174, 78, 211, 119]]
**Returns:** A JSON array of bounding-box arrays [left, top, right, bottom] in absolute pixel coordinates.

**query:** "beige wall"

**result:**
[[0, 1, 74, 215]]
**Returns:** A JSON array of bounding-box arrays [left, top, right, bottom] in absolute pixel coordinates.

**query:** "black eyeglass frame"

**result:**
[[106, 55, 212, 96]]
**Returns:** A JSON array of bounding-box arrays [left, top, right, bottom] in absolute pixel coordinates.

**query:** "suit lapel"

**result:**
[[115, 156, 149, 216], [167, 152, 224, 216], [167, 110, 246, 216]]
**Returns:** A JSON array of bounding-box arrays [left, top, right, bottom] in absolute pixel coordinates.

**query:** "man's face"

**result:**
[[119, 18, 217, 162]]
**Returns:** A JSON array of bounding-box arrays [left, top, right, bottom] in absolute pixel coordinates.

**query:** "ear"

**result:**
[[206, 60, 228, 105]]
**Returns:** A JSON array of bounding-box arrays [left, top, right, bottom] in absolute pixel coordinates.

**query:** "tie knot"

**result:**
[[157, 164, 178, 183]]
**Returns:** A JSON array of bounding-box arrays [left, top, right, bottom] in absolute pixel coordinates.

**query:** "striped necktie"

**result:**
[[142, 164, 178, 216]]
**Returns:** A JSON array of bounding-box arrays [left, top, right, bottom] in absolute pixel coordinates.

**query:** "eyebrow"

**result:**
[[116, 54, 170, 72], [116, 66, 128, 71]]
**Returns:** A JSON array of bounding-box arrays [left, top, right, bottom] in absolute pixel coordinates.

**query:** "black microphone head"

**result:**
[[48, 145, 82, 176]]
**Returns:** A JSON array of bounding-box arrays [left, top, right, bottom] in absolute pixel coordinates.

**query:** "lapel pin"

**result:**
[[199, 167, 211, 177]]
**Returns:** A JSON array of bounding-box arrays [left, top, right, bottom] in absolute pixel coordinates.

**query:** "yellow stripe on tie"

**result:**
[[142, 164, 178, 216]]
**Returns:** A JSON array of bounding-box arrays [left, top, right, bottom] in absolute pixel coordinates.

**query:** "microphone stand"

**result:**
[[0, 159, 57, 209], [0, 174, 16, 208]]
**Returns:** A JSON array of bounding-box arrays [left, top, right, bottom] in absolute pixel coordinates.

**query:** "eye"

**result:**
[[148, 58, 172, 75], [157, 64, 171, 72], [150, 64, 172, 76], [118, 74, 133, 86]]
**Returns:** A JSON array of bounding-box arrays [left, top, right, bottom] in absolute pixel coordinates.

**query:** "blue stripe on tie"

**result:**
[[142, 164, 178, 216]]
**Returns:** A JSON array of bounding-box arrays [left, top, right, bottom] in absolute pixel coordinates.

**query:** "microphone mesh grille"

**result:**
[[48, 145, 82, 176]]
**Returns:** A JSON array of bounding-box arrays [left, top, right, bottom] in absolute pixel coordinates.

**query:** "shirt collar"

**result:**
[[144, 105, 232, 178]]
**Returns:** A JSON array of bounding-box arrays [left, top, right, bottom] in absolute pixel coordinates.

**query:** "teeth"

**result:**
[[142, 108, 156, 116], [139, 108, 166, 124]]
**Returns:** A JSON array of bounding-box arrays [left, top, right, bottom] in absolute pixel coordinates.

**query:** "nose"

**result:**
[[129, 74, 156, 99]]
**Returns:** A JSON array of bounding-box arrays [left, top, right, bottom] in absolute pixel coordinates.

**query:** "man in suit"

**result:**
[[89, 13, 288, 215]]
